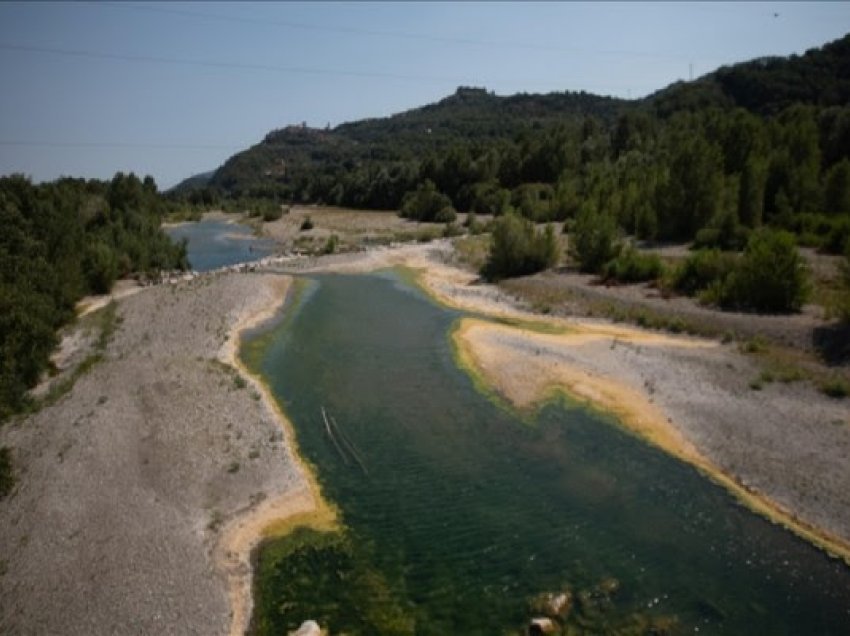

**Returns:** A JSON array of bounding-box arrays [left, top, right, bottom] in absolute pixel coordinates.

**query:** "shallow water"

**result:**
[[244, 272, 850, 635], [165, 219, 274, 272]]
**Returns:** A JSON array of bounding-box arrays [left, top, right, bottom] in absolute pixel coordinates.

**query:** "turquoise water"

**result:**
[[245, 272, 850, 635], [165, 220, 274, 272]]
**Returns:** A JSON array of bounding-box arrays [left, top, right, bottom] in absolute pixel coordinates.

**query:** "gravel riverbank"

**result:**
[[0, 273, 306, 635]]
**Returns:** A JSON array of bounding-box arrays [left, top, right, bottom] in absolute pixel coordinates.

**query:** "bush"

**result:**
[[464, 212, 486, 235], [261, 204, 284, 222], [482, 214, 558, 281], [300, 216, 314, 231], [84, 242, 118, 294], [602, 246, 665, 283], [323, 234, 339, 254], [672, 249, 738, 296], [823, 217, 850, 255], [692, 214, 749, 251], [399, 181, 457, 223], [469, 182, 512, 216], [569, 208, 621, 273], [0, 447, 13, 499], [720, 229, 810, 313], [442, 221, 464, 238], [839, 241, 850, 322], [820, 377, 849, 399]]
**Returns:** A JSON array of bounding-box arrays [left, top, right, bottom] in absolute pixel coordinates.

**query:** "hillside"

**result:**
[[204, 87, 628, 201], [647, 32, 850, 116], [182, 34, 850, 206]]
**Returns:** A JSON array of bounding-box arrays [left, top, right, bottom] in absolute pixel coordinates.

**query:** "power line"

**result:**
[[0, 42, 466, 84], [0, 41, 658, 93], [0, 140, 242, 150], [96, 1, 717, 63]]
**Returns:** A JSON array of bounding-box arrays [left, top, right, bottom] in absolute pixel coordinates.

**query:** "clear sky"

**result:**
[[0, 2, 848, 189]]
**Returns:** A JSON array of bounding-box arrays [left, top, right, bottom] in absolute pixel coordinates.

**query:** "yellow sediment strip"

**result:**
[[451, 316, 850, 566], [216, 275, 337, 636]]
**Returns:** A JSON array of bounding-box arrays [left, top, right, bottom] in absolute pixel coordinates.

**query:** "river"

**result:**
[[242, 271, 850, 635], [165, 219, 275, 272]]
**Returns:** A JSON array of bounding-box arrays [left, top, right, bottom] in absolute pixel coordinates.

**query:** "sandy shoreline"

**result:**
[[216, 276, 337, 636], [451, 318, 850, 564]]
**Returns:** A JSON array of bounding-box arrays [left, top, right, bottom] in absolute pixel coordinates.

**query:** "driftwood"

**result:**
[[331, 415, 369, 475], [320, 406, 368, 475], [321, 406, 349, 465]]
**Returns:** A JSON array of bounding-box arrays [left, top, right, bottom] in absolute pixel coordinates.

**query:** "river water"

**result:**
[[164, 219, 274, 272], [243, 272, 850, 635]]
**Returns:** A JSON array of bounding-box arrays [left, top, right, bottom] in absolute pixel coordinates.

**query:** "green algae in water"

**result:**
[[246, 273, 850, 635]]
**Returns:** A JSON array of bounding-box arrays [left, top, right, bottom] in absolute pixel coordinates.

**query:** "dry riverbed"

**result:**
[[1, 238, 848, 635], [0, 273, 315, 635]]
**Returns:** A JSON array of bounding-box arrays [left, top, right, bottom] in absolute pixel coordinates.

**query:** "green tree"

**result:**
[[399, 181, 456, 223], [656, 128, 724, 240], [482, 214, 558, 280], [824, 158, 850, 216], [569, 207, 621, 273], [738, 156, 767, 227], [722, 228, 810, 313]]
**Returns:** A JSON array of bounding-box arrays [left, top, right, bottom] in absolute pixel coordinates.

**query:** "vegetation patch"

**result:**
[[253, 528, 415, 636], [820, 377, 849, 399], [0, 447, 14, 499], [1, 174, 186, 422], [602, 246, 665, 283], [482, 214, 558, 281]]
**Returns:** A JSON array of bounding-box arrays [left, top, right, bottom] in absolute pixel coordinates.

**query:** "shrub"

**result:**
[[692, 218, 749, 251], [261, 204, 284, 222], [464, 212, 486, 235], [442, 221, 464, 238], [820, 377, 849, 399], [672, 249, 738, 296], [300, 216, 314, 231], [0, 447, 13, 499], [84, 241, 118, 294], [469, 182, 512, 216], [323, 234, 339, 254], [720, 228, 810, 313], [482, 214, 558, 281], [840, 241, 850, 322], [569, 208, 621, 273], [399, 181, 457, 223], [602, 246, 665, 283], [823, 217, 850, 255]]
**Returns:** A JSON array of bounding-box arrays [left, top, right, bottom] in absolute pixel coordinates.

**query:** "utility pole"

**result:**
[[689, 62, 693, 81]]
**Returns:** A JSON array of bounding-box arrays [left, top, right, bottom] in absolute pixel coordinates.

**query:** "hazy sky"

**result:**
[[0, 2, 848, 189]]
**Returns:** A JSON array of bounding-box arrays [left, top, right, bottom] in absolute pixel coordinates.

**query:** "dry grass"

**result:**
[[261, 206, 422, 250], [450, 234, 490, 273]]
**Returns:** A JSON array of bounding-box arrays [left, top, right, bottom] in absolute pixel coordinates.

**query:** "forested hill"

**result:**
[[203, 87, 627, 202], [646, 32, 850, 116], [185, 33, 850, 208]]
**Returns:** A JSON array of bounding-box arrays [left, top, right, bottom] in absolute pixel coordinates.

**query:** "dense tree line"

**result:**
[[0, 173, 187, 420], [169, 33, 850, 309]]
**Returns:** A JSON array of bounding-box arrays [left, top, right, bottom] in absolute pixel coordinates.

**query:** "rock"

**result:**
[[529, 590, 573, 619], [528, 617, 557, 635], [596, 577, 620, 596], [290, 619, 322, 636], [549, 591, 573, 617]]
